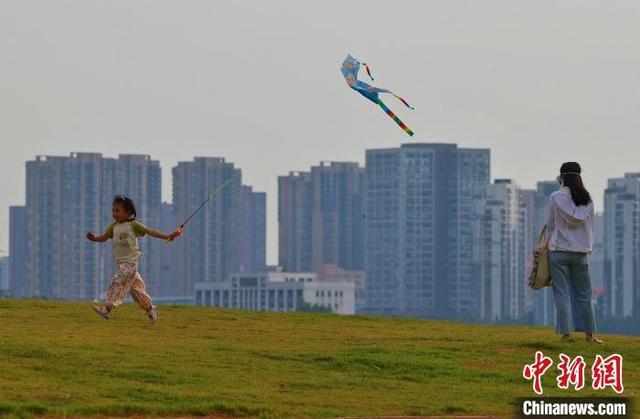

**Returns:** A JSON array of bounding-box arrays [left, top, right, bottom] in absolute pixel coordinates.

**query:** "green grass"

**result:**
[[0, 299, 637, 417]]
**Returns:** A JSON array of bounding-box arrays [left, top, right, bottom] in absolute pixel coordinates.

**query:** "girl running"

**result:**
[[87, 195, 181, 323]]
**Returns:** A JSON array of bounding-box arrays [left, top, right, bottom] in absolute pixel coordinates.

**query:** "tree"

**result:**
[[296, 299, 333, 313]]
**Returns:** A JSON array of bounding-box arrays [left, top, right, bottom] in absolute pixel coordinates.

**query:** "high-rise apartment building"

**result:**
[[172, 157, 266, 295], [278, 161, 365, 273], [9, 206, 28, 297], [364, 143, 490, 318], [603, 173, 640, 319], [24, 153, 161, 300], [472, 179, 527, 321]]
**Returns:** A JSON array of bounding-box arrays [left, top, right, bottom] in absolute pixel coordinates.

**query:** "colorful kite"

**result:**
[[341, 54, 414, 136]]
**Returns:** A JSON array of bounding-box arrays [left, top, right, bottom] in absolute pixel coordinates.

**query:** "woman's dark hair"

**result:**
[[112, 195, 137, 219], [560, 162, 592, 206]]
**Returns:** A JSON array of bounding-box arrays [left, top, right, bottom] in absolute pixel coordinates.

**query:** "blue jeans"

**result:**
[[549, 251, 596, 334]]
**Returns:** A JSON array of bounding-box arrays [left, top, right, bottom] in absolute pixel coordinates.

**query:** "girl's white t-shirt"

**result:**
[[105, 220, 149, 263]]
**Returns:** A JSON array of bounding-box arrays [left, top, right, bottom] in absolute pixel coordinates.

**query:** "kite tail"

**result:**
[[362, 62, 374, 81], [393, 94, 415, 110], [377, 99, 414, 137]]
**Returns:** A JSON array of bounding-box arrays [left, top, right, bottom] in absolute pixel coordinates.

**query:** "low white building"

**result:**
[[195, 271, 355, 314], [317, 264, 365, 311]]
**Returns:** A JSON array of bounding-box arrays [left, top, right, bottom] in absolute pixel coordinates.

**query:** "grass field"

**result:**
[[0, 299, 637, 417]]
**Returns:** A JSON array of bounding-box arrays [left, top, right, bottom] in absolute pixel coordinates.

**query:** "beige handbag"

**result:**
[[529, 225, 551, 290]]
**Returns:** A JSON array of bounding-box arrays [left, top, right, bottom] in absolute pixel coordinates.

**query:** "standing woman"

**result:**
[[546, 162, 602, 343]]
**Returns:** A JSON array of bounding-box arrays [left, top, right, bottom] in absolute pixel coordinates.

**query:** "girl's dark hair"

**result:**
[[112, 195, 137, 219], [560, 162, 592, 206]]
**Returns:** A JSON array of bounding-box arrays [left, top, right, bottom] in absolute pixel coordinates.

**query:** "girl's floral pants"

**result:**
[[106, 260, 153, 312]]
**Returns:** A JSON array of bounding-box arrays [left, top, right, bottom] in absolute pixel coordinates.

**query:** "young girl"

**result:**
[[87, 195, 181, 323]]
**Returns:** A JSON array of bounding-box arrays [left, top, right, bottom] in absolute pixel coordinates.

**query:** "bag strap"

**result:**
[[538, 225, 548, 247]]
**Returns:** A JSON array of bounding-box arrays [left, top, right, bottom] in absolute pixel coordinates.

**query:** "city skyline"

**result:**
[[7, 148, 637, 269], [6, 144, 640, 330], [2, 1, 640, 264], [4, 147, 627, 264]]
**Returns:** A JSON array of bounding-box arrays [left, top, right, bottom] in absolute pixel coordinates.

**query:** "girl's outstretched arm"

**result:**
[[87, 223, 113, 242], [146, 228, 182, 242], [86, 232, 109, 242], [131, 220, 181, 241]]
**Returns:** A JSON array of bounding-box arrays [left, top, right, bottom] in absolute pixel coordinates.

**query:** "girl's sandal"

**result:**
[[587, 336, 604, 344], [91, 305, 110, 320]]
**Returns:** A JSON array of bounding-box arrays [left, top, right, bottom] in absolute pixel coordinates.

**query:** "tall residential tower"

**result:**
[[364, 143, 490, 318]]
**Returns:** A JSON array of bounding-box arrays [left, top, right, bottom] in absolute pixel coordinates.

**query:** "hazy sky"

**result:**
[[1, 0, 639, 263]]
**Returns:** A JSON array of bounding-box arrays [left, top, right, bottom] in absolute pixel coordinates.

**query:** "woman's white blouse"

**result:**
[[545, 186, 595, 253]]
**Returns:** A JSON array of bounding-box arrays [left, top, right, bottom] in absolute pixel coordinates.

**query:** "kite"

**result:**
[[341, 54, 414, 136]]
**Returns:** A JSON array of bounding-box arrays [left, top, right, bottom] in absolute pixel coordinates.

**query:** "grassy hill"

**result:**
[[0, 299, 637, 417]]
